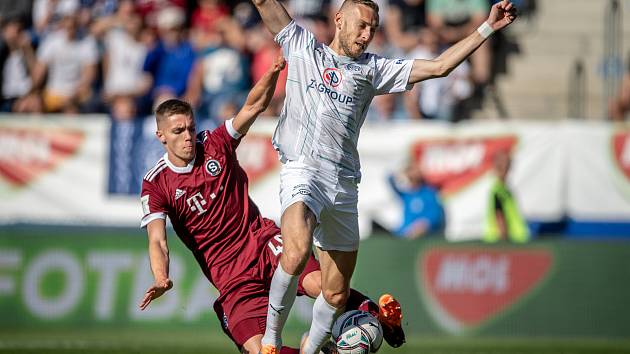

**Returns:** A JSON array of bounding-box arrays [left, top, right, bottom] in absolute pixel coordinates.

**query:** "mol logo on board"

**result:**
[[0, 127, 84, 187], [410, 136, 517, 194], [237, 134, 279, 184], [612, 130, 630, 182], [419, 247, 553, 334]]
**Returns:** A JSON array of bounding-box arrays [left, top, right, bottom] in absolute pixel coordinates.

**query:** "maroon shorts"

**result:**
[[212, 232, 321, 348]]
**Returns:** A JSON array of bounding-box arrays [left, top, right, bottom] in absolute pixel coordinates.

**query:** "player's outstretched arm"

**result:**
[[251, 0, 292, 37], [232, 56, 286, 135], [408, 0, 517, 84], [139, 219, 173, 310]]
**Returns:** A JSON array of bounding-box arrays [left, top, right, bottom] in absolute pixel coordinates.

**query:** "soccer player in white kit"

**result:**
[[252, 1, 518, 353]]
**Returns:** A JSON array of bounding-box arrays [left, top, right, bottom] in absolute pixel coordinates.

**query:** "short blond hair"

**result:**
[[340, 0, 380, 14]]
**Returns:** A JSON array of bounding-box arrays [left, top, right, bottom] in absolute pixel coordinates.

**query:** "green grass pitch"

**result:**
[[1, 328, 630, 354]]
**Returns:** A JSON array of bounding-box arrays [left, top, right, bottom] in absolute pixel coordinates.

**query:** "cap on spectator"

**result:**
[[156, 7, 185, 29]]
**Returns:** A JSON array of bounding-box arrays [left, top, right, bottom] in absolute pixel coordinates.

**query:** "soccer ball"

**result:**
[[332, 310, 383, 354]]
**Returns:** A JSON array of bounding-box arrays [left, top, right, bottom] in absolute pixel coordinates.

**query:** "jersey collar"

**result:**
[[164, 152, 195, 174]]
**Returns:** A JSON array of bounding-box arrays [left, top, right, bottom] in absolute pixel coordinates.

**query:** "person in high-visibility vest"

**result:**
[[483, 150, 530, 243]]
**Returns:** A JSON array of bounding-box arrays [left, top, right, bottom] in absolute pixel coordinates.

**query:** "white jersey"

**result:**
[[273, 21, 413, 179]]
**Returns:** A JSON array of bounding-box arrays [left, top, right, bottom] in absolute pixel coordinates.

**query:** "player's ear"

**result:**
[[156, 130, 167, 145], [335, 11, 343, 29]]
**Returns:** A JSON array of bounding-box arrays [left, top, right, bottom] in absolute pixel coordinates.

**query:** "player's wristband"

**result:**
[[477, 21, 494, 39]]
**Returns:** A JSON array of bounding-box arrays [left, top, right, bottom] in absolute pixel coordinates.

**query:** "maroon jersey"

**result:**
[[140, 122, 280, 294]]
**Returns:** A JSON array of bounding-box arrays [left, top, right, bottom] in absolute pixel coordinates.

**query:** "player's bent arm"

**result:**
[[232, 57, 286, 135], [408, 0, 516, 84], [251, 0, 292, 37]]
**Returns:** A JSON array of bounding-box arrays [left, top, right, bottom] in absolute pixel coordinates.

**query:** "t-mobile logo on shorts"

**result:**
[[291, 184, 311, 198], [187, 192, 208, 215]]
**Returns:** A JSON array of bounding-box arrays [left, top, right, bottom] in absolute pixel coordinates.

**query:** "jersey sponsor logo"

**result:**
[[322, 68, 343, 87], [187, 192, 208, 215], [395, 59, 404, 64], [0, 127, 84, 187], [307, 79, 354, 105], [205, 159, 222, 177], [419, 247, 553, 334], [175, 189, 186, 200], [410, 136, 517, 195]]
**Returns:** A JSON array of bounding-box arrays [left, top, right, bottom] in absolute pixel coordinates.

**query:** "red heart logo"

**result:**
[[237, 134, 279, 184], [420, 247, 553, 333], [410, 136, 517, 195], [0, 127, 84, 187], [612, 131, 630, 182]]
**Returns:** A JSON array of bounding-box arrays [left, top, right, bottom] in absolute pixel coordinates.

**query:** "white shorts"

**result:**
[[279, 160, 359, 251]]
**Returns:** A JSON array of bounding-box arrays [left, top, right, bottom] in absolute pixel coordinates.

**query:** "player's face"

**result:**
[[157, 113, 196, 167], [338, 5, 378, 58]]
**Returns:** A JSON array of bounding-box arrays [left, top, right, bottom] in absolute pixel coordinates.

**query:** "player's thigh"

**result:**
[[281, 201, 318, 250], [317, 248, 358, 307]]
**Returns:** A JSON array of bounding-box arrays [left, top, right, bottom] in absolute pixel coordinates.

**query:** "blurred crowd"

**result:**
[[0, 0, 537, 126]]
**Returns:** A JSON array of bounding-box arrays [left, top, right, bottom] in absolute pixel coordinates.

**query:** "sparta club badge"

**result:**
[[205, 159, 222, 176]]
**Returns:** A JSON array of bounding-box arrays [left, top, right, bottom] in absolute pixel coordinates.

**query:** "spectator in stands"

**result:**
[[142, 6, 195, 110], [388, 161, 444, 239], [483, 150, 530, 243], [32, 0, 80, 37], [385, 0, 426, 54], [185, 18, 250, 126], [92, 0, 151, 120], [0, 1, 33, 25], [427, 0, 491, 88], [135, 0, 187, 29], [287, 0, 332, 20], [246, 22, 287, 117], [404, 29, 472, 120], [30, 9, 98, 113], [189, 0, 230, 49], [609, 52, 630, 121], [0, 16, 38, 113]]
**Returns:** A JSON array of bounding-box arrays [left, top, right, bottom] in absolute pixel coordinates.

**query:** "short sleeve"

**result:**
[[199, 120, 242, 156], [274, 20, 316, 58], [372, 55, 414, 95], [140, 180, 167, 228]]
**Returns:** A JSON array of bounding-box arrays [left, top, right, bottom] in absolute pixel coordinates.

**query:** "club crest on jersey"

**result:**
[[205, 159, 222, 176], [323, 68, 343, 87]]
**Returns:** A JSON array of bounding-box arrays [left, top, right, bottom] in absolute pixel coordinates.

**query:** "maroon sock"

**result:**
[[280, 346, 300, 354], [346, 289, 378, 317]]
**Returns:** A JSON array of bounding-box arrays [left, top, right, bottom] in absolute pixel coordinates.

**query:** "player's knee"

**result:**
[[282, 251, 309, 274], [322, 288, 349, 309]]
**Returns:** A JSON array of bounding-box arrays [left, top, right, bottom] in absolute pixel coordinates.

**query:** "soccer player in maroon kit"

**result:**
[[137, 57, 403, 354]]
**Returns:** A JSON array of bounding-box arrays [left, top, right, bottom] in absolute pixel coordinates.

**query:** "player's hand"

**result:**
[[139, 278, 173, 310], [271, 56, 286, 73], [487, 0, 517, 31]]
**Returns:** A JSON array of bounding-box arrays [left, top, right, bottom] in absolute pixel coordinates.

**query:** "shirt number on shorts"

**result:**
[[267, 235, 284, 256]]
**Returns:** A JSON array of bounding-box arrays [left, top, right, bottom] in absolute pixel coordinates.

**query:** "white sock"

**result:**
[[261, 263, 299, 348], [303, 294, 341, 354]]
